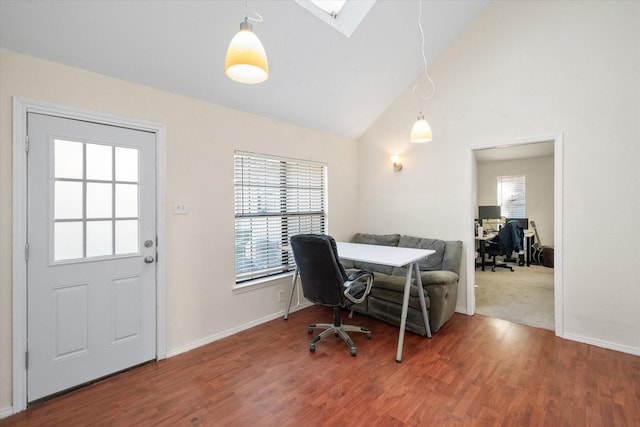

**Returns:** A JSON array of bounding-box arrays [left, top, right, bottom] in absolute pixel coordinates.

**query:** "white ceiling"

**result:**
[[0, 0, 489, 139]]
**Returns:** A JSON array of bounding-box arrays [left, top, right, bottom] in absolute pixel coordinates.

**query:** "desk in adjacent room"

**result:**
[[475, 234, 495, 271], [285, 241, 434, 363], [475, 231, 535, 270]]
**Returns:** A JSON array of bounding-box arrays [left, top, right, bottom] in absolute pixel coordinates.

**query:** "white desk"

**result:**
[[285, 241, 435, 363]]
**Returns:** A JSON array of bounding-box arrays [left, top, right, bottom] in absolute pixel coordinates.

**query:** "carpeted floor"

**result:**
[[475, 260, 555, 331]]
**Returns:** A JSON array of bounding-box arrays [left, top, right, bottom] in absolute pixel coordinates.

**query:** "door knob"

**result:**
[[144, 256, 154, 263]]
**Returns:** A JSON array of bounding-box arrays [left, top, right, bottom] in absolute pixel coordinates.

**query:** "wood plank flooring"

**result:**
[[2, 306, 639, 426]]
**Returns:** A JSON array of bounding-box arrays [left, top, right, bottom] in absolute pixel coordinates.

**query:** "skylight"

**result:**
[[310, 0, 347, 18], [295, 0, 376, 38]]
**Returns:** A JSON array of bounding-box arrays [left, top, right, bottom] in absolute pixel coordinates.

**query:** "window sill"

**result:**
[[233, 272, 294, 294]]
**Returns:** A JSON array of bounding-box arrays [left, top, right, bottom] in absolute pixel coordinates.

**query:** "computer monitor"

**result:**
[[478, 205, 501, 220], [506, 218, 529, 229]]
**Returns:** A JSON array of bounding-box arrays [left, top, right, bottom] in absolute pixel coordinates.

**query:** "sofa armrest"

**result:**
[[420, 270, 459, 286], [423, 280, 458, 332], [441, 240, 463, 276]]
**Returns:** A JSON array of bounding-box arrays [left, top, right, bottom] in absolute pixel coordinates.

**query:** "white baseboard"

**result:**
[[1, 406, 14, 420], [166, 302, 314, 358], [455, 306, 472, 315], [454, 309, 639, 356], [562, 332, 640, 356]]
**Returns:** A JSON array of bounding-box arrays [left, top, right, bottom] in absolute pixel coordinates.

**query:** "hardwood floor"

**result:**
[[2, 306, 639, 426]]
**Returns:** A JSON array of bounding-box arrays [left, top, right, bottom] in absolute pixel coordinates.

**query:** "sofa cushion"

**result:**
[[341, 258, 355, 269], [351, 233, 401, 275], [369, 274, 429, 309], [369, 288, 430, 311], [371, 270, 458, 295], [390, 235, 446, 276], [371, 273, 417, 296], [352, 233, 401, 247]]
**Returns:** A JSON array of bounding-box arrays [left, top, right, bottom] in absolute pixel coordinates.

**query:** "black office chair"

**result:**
[[485, 238, 514, 272], [290, 234, 374, 356], [485, 220, 525, 272]]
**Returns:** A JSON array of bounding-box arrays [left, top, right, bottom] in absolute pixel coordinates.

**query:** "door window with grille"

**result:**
[[234, 152, 327, 285], [53, 139, 140, 261]]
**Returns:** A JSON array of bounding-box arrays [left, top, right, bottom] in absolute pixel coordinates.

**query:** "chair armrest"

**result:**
[[346, 270, 372, 282], [343, 270, 374, 304]]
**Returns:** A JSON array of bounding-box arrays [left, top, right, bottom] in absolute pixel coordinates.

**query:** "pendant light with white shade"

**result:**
[[410, 1, 435, 143], [410, 113, 432, 143], [225, 4, 269, 84]]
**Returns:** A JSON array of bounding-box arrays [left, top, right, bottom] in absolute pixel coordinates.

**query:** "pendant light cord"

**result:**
[[244, 1, 264, 22], [413, 0, 436, 114]]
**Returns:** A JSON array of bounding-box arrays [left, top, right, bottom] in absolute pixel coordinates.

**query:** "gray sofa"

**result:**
[[343, 233, 463, 335]]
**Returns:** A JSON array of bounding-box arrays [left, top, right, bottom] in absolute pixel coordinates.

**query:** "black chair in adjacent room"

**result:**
[[485, 220, 525, 272], [290, 234, 374, 356], [485, 238, 514, 272]]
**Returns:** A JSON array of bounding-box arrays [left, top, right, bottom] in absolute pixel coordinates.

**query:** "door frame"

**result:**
[[467, 134, 564, 337], [12, 97, 167, 412]]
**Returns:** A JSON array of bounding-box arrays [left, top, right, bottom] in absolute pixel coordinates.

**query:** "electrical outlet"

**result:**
[[278, 290, 284, 302]]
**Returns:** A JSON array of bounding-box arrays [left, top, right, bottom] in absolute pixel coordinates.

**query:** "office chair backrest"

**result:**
[[290, 234, 348, 308], [496, 220, 525, 255], [497, 222, 510, 241], [505, 218, 528, 230]]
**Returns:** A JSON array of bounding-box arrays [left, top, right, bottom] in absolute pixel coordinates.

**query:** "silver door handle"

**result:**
[[144, 256, 154, 263]]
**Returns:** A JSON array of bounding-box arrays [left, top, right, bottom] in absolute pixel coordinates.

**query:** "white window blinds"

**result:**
[[497, 175, 526, 218], [234, 152, 327, 284]]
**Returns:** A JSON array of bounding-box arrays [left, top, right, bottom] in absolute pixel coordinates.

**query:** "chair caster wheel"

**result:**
[[309, 344, 315, 353], [350, 349, 356, 357], [307, 327, 313, 335], [366, 332, 372, 339]]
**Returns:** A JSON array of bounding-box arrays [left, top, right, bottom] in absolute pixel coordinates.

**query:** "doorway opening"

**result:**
[[469, 136, 563, 335]]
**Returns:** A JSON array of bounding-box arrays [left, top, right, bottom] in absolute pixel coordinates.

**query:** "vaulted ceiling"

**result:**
[[0, 0, 489, 138]]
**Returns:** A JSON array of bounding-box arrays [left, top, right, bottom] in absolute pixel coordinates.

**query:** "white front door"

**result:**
[[26, 113, 157, 402]]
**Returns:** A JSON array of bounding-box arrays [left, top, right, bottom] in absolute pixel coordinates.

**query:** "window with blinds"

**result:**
[[234, 152, 327, 284], [497, 175, 526, 218]]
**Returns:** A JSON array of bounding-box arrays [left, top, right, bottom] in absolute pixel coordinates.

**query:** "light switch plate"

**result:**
[[173, 200, 189, 215]]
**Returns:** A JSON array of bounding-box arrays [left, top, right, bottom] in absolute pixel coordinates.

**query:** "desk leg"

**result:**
[[414, 263, 432, 338], [284, 267, 299, 320], [479, 240, 486, 271], [526, 235, 533, 267], [396, 263, 415, 363]]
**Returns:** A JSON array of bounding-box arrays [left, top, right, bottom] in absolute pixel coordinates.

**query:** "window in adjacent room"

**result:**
[[497, 175, 526, 218], [234, 152, 327, 285]]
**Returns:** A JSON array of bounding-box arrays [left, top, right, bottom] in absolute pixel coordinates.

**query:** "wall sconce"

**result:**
[[390, 155, 403, 172]]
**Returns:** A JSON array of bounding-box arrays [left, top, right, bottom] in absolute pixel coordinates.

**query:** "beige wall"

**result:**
[[0, 49, 358, 410], [477, 156, 554, 245], [2, 0, 639, 415], [357, 0, 639, 349]]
